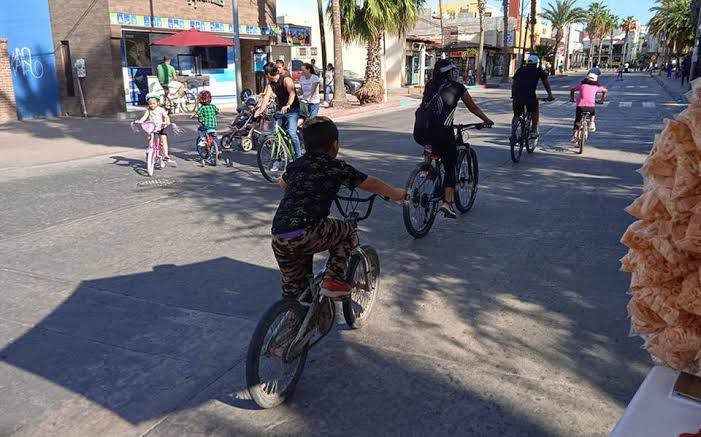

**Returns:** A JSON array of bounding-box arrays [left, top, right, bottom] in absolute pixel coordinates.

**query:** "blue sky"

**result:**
[[277, 0, 658, 26]]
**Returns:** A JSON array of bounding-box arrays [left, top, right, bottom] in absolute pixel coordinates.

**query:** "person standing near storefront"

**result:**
[[256, 63, 302, 158], [300, 63, 321, 118], [157, 56, 176, 95]]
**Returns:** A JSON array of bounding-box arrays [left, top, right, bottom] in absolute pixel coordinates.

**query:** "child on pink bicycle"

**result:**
[[137, 94, 174, 163]]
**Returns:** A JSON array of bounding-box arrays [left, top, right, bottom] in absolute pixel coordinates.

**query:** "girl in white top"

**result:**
[[323, 63, 334, 105], [137, 94, 173, 161], [299, 63, 321, 118]]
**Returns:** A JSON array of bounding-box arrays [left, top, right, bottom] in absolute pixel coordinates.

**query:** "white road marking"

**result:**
[[626, 85, 635, 88], [601, 101, 610, 107], [643, 102, 656, 108], [639, 86, 649, 89], [619, 102, 632, 108], [560, 85, 570, 88]]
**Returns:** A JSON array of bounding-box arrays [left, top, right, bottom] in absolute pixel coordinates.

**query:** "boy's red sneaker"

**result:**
[[321, 277, 352, 299]]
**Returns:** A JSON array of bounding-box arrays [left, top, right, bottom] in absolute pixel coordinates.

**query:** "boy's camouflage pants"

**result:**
[[272, 218, 357, 297]]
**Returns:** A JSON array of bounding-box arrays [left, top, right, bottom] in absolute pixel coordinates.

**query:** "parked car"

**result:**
[[343, 74, 365, 94]]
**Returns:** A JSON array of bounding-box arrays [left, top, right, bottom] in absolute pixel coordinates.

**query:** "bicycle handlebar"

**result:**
[[454, 122, 491, 130], [334, 193, 388, 222]]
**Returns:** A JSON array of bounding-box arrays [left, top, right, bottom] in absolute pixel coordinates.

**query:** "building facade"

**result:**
[[47, 0, 275, 116]]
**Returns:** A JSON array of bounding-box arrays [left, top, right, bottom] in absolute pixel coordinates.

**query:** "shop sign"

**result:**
[[110, 13, 275, 35], [187, 0, 225, 6]]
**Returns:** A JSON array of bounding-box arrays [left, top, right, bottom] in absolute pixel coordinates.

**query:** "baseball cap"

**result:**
[[527, 54, 539, 64], [436, 59, 457, 73]]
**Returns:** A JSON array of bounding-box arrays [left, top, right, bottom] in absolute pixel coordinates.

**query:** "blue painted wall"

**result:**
[[0, 0, 61, 119]]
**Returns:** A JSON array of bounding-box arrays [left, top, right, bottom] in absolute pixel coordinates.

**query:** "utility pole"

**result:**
[[438, 0, 445, 47], [232, 0, 243, 99], [518, 0, 529, 66], [317, 0, 328, 93]]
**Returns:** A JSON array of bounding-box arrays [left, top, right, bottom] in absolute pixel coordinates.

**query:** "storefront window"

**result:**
[[124, 32, 152, 68], [193, 46, 228, 69]]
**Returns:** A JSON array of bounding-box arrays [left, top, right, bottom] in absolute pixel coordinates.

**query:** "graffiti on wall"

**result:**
[[10, 47, 44, 79]]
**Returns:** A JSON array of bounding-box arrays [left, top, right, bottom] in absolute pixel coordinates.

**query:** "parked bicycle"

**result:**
[[246, 191, 384, 408], [403, 123, 485, 239], [510, 97, 553, 163], [131, 120, 175, 177], [161, 82, 197, 115], [257, 115, 304, 183]]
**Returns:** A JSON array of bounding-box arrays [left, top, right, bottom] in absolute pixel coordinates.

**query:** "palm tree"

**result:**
[[477, 0, 486, 84], [620, 16, 636, 62], [317, 0, 329, 92], [337, 0, 424, 104], [648, 0, 695, 66], [586, 2, 609, 67], [331, 0, 349, 108], [501, 0, 510, 82], [530, 0, 537, 50], [607, 14, 619, 66], [534, 43, 556, 68], [540, 0, 587, 74]]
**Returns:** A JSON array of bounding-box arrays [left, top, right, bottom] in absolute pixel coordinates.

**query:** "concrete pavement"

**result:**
[[0, 72, 682, 436]]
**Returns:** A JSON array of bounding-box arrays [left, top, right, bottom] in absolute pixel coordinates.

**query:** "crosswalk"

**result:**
[[543, 100, 655, 108]]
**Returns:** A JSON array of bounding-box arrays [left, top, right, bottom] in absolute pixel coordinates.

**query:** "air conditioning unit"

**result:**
[[412, 42, 423, 51]]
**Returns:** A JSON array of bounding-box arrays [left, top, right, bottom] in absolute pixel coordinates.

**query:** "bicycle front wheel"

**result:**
[[246, 299, 309, 409], [511, 119, 525, 163], [455, 147, 479, 213], [257, 136, 290, 183], [403, 164, 439, 238], [146, 148, 155, 177], [343, 245, 381, 329]]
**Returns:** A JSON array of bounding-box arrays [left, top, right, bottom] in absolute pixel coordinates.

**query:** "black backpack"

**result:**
[[413, 82, 448, 146]]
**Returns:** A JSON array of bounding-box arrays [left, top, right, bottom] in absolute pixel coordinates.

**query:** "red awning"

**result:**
[[152, 28, 234, 47]]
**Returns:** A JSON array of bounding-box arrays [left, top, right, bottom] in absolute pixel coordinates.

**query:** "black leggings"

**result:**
[[432, 134, 458, 189]]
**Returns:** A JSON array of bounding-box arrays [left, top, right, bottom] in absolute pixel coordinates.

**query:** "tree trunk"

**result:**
[[330, 0, 349, 107], [477, 8, 485, 84], [608, 29, 614, 66], [501, 0, 510, 82], [564, 25, 572, 70], [356, 36, 383, 105], [317, 0, 328, 91], [597, 38, 603, 65], [529, 1, 536, 50], [623, 30, 630, 62]]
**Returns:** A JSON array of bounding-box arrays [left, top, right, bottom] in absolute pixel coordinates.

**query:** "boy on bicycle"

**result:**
[[193, 90, 219, 163], [569, 72, 608, 143], [137, 94, 173, 162], [272, 117, 406, 299]]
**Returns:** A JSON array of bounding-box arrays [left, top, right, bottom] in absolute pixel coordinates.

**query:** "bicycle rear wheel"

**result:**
[[257, 136, 290, 183], [403, 164, 439, 238], [511, 119, 525, 163], [246, 299, 308, 409], [577, 120, 586, 154], [455, 147, 479, 213], [343, 245, 380, 329]]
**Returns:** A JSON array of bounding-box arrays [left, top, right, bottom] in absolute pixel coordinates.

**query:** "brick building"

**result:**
[[0, 39, 17, 123], [48, 0, 276, 115]]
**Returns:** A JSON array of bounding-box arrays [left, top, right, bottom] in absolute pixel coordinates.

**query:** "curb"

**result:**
[[652, 75, 689, 104]]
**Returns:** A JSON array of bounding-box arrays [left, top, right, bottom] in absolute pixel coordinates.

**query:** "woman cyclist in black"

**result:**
[[416, 59, 493, 218]]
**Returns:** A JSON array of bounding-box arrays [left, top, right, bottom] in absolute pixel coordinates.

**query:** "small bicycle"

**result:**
[[257, 114, 304, 183], [195, 124, 220, 167], [510, 97, 553, 163], [571, 100, 604, 155], [402, 123, 485, 239], [131, 120, 174, 177], [246, 191, 384, 409]]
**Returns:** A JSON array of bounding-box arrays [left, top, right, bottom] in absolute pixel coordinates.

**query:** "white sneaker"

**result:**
[[270, 161, 280, 172], [589, 122, 596, 132]]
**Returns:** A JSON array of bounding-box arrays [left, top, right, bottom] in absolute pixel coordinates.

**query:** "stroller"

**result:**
[[221, 95, 276, 152]]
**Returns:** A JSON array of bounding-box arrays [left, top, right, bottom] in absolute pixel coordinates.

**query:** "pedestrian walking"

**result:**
[[682, 57, 691, 87], [667, 61, 673, 78], [323, 63, 334, 107], [617, 65, 624, 81]]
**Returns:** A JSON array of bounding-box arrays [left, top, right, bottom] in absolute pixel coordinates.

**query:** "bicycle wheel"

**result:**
[[220, 133, 234, 150], [210, 138, 219, 166], [183, 91, 197, 113], [526, 130, 537, 153], [455, 147, 479, 213], [403, 164, 439, 238], [343, 245, 380, 329], [257, 136, 290, 183], [196, 136, 209, 160], [511, 119, 524, 163], [146, 148, 155, 177], [577, 130, 584, 154], [246, 299, 309, 409]]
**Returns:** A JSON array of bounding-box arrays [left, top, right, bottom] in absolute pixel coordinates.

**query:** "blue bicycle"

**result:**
[[195, 124, 220, 167]]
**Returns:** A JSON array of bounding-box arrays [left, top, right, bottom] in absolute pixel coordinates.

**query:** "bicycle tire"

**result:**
[[257, 136, 290, 183], [577, 120, 586, 154], [146, 148, 155, 177], [210, 138, 219, 166], [246, 299, 309, 409], [526, 132, 537, 153], [196, 136, 209, 160], [343, 245, 381, 329], [403, 164, 439, 238], [511, 119, 524, 163], [220, 133, 234, 150], [455, 147, 479, 213]]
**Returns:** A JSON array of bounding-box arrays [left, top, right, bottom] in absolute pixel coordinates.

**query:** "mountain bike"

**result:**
[[195, 125, 220, 167], [257, 114, 303, 183], [246, 191, 385, 409], [403, 123, 485, 239], [510, 97, 553, 163], [132, 120, 170, 177]]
